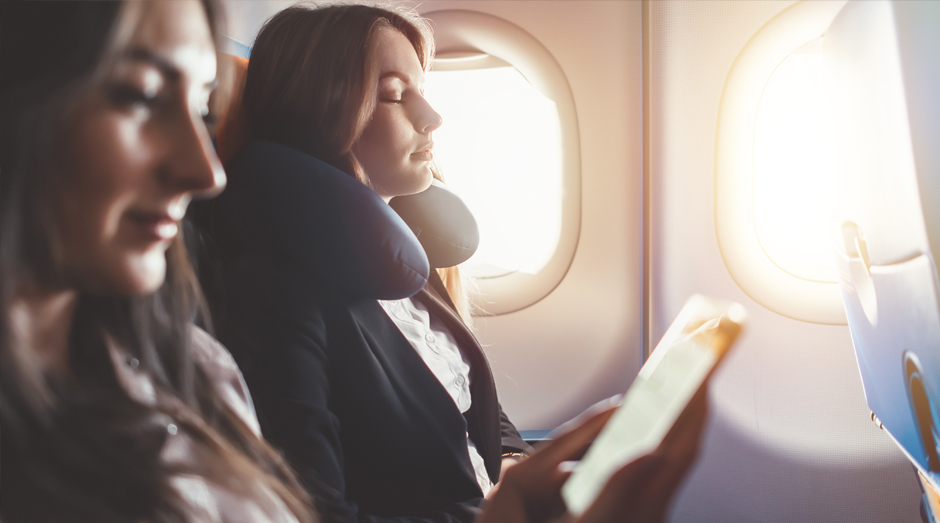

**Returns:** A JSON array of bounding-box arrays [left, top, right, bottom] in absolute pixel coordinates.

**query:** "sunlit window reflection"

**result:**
[[424, 65, 563, 278], [753, 50, 836, 283]]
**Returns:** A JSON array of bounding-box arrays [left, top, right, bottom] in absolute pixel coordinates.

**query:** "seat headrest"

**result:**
[[215, 54, 251, 166], [390, 180, 480, 269], [225, 139, 430, 299]]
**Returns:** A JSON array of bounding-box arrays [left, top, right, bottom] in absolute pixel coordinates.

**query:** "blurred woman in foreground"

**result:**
[[0, 2, 314, 521]]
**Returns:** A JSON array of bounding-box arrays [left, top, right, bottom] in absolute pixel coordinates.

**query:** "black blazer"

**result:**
[[220, 248, 530, 523]]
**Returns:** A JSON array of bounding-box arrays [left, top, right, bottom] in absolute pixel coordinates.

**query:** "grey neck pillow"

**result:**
[[390, 180, 480, 270]]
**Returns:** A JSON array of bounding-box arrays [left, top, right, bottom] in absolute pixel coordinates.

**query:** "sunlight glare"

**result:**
[[425, 66, 563, 278], [753, 52, 836, 283]]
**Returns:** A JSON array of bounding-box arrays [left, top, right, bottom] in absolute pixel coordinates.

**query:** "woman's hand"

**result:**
[[478, 402, 617, 522], [478, 387, 709, 523], [576, 386, 708, 523], [498, 455, 526, 483]]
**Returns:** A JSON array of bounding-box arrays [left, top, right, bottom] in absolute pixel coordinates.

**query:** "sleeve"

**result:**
[[227, 300, 481, 523], [497, 403, 534, 456]]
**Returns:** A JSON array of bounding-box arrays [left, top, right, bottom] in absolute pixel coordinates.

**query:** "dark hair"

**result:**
[[242, 3, 434, 183], [0, 2, 315, 521]]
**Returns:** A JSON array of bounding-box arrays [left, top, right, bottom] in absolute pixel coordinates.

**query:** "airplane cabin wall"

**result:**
[[647, 1, 920, 521]]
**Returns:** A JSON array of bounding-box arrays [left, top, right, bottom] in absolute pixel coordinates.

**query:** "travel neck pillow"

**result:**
[[225, 139, 478, 300], [390, 180, 480, 270]]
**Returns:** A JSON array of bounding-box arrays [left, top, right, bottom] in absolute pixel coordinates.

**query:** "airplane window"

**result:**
[[422, 10, 581, 315], [714, 0, 847, 324], [752, 42, 837, 284], [425, 61, 563, 278]]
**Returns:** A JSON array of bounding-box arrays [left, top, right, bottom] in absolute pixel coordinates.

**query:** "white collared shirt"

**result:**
[[378, 297, 494, 496]]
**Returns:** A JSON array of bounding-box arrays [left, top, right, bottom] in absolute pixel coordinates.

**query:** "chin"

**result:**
[[367, 162, 436, 198], [411, 170, 435, 194], [122, 252, 168, 295]]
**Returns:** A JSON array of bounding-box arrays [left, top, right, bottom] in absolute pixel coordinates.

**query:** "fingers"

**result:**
[[531, 403, 617, 470], [483, 403, 618, 523], [498, 456, 524, 483], [489, 458, 569, 523], [476, 486, 529, 523], [572, 387, 712, 523], [660, 384, 709, 463], [499, 387, 708, 523], [550, 395, 622, 440], [627, 451, 697, 523], [573, 449, 697, 523], [573, 454, 664, 523]]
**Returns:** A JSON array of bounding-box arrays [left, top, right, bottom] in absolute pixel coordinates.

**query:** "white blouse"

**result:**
[[378, 297, 494, 497]]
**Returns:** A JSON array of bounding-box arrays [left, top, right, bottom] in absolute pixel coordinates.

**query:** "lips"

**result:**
[[126, 210, 179, 243], [412, 143, 434, 161]]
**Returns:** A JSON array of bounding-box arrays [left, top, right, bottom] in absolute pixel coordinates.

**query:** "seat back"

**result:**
[[827, 0, 940, 494]]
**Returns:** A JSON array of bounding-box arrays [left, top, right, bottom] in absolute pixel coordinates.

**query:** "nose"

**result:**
[[163, 106, 227, 199], [417, 96, 443, 134]]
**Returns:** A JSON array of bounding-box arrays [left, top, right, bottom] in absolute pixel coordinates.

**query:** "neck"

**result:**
[[10, 281, 79, 375]]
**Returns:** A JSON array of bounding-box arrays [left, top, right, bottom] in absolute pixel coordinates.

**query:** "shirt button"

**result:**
[[455, 376, 466, 386], [425, 333, 436, 343]]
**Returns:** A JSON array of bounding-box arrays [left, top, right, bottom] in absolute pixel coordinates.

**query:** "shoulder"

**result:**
[[224, 250, 336, 332], [190, 325, 241, 372], [190, 326, 262, 437]]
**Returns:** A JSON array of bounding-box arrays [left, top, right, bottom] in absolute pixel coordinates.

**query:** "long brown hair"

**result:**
[[0, 2, 315, 521], [241, 4, 472, 321]]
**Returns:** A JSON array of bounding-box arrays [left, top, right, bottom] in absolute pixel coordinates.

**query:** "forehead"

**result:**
[[125, 0, 216, 82], [373, 27, 423, 84]]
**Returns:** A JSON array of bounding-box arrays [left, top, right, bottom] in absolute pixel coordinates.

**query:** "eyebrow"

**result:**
[[128, 47, 181, 81], [126, 47, 218, 89], [379, 71, 420, 86]]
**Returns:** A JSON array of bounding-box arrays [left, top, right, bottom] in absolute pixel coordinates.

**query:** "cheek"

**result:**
[[359, 116, 406, 183], [359, 117, 385, 157], [56, 105, 163, 293], [63, 111, 139, 234]]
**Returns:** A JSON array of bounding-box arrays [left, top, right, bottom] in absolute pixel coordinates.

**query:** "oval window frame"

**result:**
[[423, 9, 581, 316], [715, 0, 848, 325]]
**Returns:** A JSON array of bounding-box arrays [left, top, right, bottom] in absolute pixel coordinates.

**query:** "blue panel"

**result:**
[[223, 35, 251, 59], [519, 430, 552, 443]]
